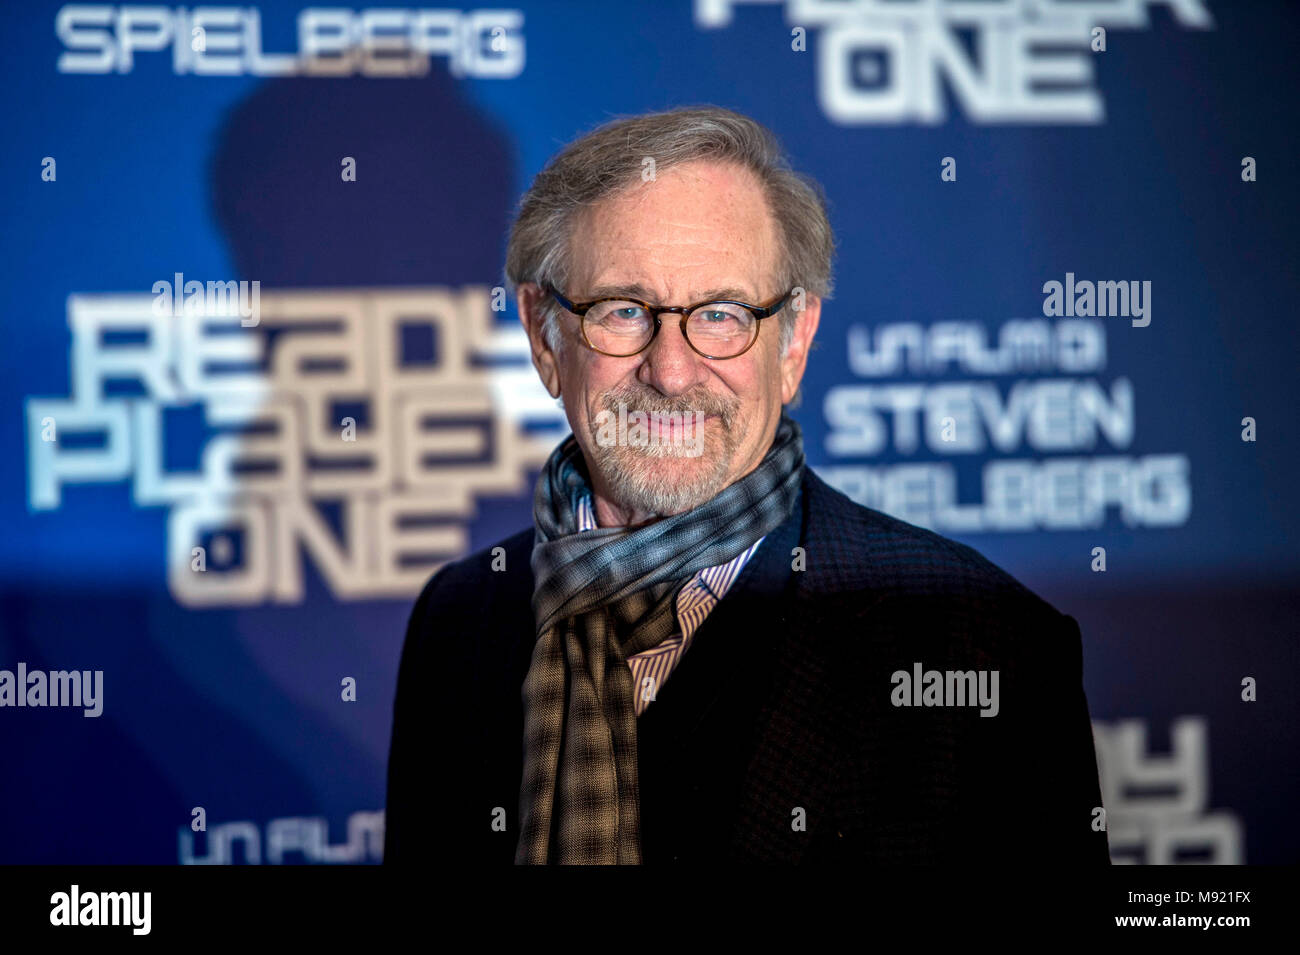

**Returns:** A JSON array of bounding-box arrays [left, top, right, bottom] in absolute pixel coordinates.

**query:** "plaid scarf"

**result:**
[[515, 411, 805, 864]]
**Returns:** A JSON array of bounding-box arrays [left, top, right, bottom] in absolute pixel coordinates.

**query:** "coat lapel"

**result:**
[[632, 473, 852, 862]]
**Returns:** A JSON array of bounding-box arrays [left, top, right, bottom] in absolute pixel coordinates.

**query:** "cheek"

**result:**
[[561, 354, 596, 397], [565, 361, 618, 418], [741, 349, 783, 402]]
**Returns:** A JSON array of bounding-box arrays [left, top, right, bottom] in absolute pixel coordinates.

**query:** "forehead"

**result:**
[[568, 159, 780, 302]]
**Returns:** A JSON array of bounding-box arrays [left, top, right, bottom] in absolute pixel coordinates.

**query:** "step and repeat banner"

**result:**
[[2, 0, 1296, 864]]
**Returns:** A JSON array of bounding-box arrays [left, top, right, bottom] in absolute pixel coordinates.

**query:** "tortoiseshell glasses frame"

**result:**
[[544, 285, 793, 360]]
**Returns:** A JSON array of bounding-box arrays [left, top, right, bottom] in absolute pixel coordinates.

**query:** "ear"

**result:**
[[779, 292, 821, 405], [517, 283, 562, 398]]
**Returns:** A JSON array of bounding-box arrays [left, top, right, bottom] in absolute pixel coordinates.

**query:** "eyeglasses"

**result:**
[[544, 285, 792, 360]]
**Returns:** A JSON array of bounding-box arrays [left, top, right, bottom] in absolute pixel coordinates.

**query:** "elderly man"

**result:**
[[384, 106, 1110, 866]]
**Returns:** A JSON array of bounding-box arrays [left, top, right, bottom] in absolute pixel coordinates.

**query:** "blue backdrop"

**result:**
[[2, 0, 1297, 864]]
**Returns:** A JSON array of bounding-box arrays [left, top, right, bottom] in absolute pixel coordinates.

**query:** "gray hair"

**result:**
[[504, 105, 835, 357]]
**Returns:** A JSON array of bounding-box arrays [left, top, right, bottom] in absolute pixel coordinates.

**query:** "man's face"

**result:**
[[521, 159, 820, 523]]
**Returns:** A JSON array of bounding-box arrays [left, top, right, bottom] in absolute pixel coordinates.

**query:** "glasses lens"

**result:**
[[686, 303, 757, 357], [584, 301, 654, 354]]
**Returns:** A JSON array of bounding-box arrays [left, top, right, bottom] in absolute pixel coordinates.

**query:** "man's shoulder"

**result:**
[[407, 526, 535, 629], [801, 468, 1061, 621]]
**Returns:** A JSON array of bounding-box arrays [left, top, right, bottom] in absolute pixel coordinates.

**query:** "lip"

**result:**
[[646, 412, 714, 438]]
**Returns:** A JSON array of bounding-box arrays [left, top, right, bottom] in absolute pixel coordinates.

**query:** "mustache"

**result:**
[[599, 388, 738, 425]]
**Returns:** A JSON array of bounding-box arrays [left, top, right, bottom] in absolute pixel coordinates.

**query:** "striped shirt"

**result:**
[[576, 493, 764, 717]]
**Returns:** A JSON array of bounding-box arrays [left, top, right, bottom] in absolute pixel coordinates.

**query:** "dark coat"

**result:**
[[384, 467, 1110, 864]]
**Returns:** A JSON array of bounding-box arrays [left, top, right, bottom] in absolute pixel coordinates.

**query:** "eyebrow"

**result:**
[[583, 283, 760, 304]]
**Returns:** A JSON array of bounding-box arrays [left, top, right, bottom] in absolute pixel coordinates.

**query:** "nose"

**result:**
[[636, 313, 710, 397]]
